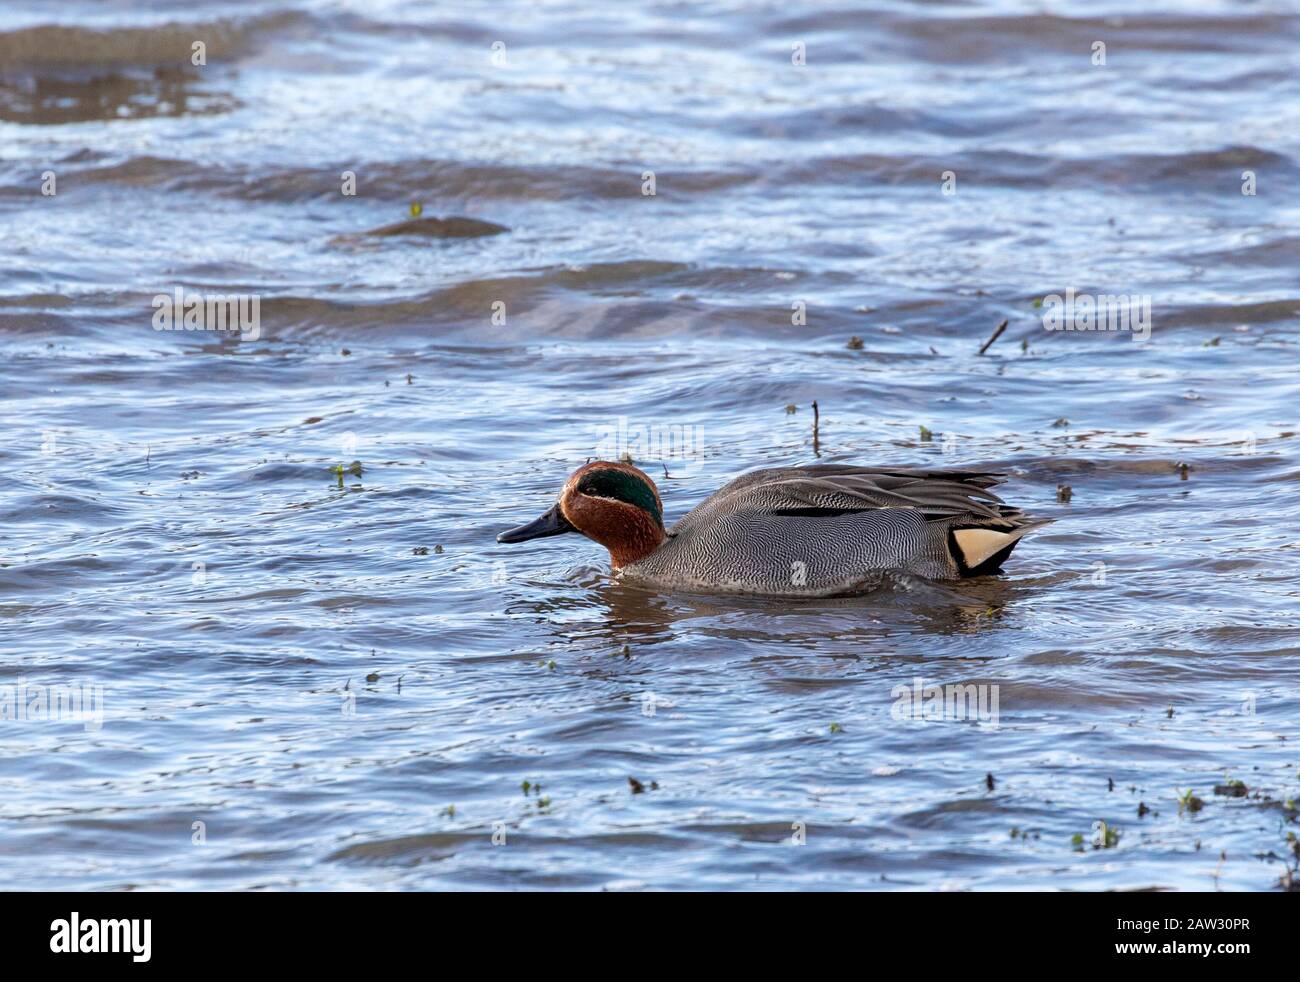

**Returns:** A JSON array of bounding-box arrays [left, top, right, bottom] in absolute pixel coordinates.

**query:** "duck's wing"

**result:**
[[668, 464, 1049, 576], [672, 464, 1013, 529]]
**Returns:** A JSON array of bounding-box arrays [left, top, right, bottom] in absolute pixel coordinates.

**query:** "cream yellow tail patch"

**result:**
[[953, 528, 1016, 569]]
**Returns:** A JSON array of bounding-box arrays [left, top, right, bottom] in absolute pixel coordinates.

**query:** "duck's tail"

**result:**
[[950, 516, 1053, 576]]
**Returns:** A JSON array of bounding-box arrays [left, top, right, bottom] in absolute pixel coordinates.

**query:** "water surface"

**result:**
[[2, 0, 1298, 890]]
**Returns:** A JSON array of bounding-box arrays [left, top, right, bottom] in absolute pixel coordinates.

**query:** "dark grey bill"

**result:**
[[497, 503, 575, 543]]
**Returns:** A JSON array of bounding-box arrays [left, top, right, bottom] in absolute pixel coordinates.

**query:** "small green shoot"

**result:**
[[330, 460, 363, 488]]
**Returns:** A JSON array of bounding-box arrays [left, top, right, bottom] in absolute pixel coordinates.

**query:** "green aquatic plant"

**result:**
[[1178, 788, 1205, 814], [330, 460, 363, 487], [1074, 822, 1120, 850]]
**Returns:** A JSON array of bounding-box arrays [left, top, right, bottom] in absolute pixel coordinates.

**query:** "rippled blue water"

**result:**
[[1, 0, 1298, 890]]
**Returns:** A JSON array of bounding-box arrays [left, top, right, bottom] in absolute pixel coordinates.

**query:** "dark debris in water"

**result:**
[[1179, 789, 1205, 814], [1214, 780, 1248, 798], [357, 215, 509, 240], [977, 318, 1008, 356]]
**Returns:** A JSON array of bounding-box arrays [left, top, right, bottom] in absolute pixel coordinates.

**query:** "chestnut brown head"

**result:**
[[497, 461, 665, 568]]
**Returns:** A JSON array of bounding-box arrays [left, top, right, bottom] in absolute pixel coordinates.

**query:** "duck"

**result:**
[[496, 460, 1050, 597]]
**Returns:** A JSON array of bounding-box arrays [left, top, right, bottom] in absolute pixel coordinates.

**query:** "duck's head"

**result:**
[[497, 460, 665, 568]]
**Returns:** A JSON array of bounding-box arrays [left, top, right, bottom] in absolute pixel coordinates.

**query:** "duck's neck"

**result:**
[[563, 493, 666, 569], [608, 516, 665, 569]]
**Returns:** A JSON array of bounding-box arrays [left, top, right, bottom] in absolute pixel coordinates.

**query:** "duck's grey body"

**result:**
[[620, 464, 1048, 597]]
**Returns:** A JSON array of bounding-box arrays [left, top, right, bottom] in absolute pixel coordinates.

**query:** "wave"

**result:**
[[14, 142, 1292, 202], [0, 12, 302, 71]]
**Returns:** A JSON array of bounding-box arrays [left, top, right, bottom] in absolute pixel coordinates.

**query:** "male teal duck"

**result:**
[[497, 460, 1049, 597]]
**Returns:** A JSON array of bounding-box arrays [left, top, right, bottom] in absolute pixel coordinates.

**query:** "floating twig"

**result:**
[[978, 318, 1009, 356]]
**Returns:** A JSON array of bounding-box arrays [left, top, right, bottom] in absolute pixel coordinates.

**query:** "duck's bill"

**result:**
[[497, 503, 575, 544]]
